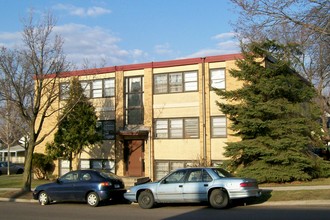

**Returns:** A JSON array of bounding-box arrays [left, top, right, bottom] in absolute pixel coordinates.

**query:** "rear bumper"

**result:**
[[98, 189, 127, 201], [229, 189, 262, 199]]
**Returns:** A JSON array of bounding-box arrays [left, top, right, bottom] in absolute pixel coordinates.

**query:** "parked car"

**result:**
[[0, 161, 24, 175], [124, 167, 261, 209], [33, 169, 126, 207]]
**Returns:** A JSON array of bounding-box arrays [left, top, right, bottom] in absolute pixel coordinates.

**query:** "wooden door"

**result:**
[[125, 140, 144, 176]]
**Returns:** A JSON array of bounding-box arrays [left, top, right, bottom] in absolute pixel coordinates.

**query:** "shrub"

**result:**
[[32, 153, 54, 180]]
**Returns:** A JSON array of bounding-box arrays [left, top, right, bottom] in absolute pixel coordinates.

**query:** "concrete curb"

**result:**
[[252, 200, 330, 206], [0, 197, 37, 203]]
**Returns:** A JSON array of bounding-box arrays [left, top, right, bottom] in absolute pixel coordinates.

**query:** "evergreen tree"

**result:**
[[47, 78, 101, 170], [216, 40, 329, 183]]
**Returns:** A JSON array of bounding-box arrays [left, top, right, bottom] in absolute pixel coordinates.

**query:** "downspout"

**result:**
[[201, 57, 207, 162]]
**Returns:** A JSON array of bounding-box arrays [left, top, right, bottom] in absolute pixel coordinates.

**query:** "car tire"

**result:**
[[138, 190, 155, 209], [16, 169, 24, 174], [38, 191, 50, 205], [87, 192, 100, 207], [209, 189, 229, 209]]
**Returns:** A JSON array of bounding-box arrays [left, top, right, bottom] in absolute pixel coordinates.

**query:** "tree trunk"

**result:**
[[21, 138, 35, 192]]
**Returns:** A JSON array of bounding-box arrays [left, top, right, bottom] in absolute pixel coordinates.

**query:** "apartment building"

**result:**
[[36, 53, 244, 180]]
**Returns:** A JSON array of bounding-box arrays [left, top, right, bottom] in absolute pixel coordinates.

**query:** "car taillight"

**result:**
[[240, 182, 255, 187], [100, 182, 112, 187]]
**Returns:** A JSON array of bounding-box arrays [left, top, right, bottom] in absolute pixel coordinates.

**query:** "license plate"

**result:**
[[114, 184, 120, 188]]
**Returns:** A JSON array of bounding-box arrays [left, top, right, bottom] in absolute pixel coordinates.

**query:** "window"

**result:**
[[169, 73, 182, 92], [96, 120, 116, 140], [92, 80, 103, 98], [154, 160, 192, 181], [125, 76, 144, 125], [90, 159, 114, 171], [154, 74, 167, 93], [184, 71, 198, 91], [163, 170, 187, 183], [104, 79, 115, 97], [60, 171, 79, 182], [187, 170, 203, 182], [154, 71, 198, 94], [155, 120, 168, 138], [169, 119, 183, 138], [211, 116, 227, 137], [60, 83, 70, 100], [210, 69, 225, 89], [155, 118, 199, 139], [80, 81, 91, 98]]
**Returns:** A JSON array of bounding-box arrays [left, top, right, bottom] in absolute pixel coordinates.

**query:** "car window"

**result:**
[[81, 173, 92, 181], [187, 170, 202, 182], [163, 170, 186, 184], [60, 172, 79, 183], [202, 170, 213, 182]]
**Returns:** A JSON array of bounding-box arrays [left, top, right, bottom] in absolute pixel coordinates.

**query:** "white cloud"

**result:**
[[0, 32, 21, 48], [180, 32, 240, 59], [154, 43, 173, 55], [212, 32, 236, 40], [53, 23, 146, 67], [53, 4, 111, 17]]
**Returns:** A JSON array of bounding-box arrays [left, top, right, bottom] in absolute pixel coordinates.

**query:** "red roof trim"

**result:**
[[51, 53, 242, 79]]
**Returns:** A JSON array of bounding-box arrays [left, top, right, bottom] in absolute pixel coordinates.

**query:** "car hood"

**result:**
[[130, 181, 159, 191], [34, 182, 57, 190]]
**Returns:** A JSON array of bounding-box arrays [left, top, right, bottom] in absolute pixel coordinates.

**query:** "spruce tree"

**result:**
[[47, 78, 101, 170], [216, 41, 329, 183]]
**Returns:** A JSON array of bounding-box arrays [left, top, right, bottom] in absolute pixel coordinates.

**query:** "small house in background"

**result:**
[[0, 145, 25, 164]]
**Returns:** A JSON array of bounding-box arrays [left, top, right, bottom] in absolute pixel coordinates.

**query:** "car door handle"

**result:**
[[179, 185, 183, 187], [204, 184, 208, 187]]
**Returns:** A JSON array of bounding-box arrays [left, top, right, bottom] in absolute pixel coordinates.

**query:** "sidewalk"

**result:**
[[1, 186, 330, 206]]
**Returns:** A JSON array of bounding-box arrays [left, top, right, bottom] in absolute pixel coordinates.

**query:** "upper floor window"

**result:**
[[60, 82, 70, 100], [80, 81, 91, 98], [154, 71, 198, 94], [92, 80, 103, 98], [155, 118, 199, 139], [211, 116, 227, 137], [125, 76, 144, 125], [210, 69, 225, 89], [81, 78, 115, 99]]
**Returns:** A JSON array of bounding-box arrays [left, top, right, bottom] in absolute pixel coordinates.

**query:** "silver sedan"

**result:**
[[124, 167, 261, 209]]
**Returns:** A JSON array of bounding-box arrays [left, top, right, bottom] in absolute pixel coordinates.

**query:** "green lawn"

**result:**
[[259, 178, 330, 187], [0, 174, 52, 188]]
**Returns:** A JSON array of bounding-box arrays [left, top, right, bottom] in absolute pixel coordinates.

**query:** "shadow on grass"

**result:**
[[3, 190, 33, 201]]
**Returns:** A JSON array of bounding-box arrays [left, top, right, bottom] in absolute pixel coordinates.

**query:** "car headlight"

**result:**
[[126, 189, 131, 193]]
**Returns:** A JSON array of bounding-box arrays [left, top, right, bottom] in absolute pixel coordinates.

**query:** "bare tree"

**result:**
[[0, 11, 71, 192], [231, 0, 330, 141], [0, 100, 26, 174]]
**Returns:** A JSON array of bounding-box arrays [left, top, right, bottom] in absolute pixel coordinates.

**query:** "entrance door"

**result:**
[[125, 140, 144, 176]]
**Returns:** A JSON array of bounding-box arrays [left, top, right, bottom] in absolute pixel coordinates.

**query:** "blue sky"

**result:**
[[0, 0, 240, 68]]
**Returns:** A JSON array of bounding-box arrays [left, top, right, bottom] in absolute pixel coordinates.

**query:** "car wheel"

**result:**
[[38, 191, 50, 205], [16, 169, 24, 174], [138, 190, 155, 209], [209, 189, 229, 209], [87, 192, 100, 207]]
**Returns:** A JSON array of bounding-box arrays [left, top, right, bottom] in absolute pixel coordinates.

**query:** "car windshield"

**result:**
[[212, 168, 234, 178]]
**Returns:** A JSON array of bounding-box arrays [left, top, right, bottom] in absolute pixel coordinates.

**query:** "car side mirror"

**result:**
[[56, 178, 62, 184]]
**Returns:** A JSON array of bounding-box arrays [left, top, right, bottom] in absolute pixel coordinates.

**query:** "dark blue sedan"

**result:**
[[33, 169, 126, 207]]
